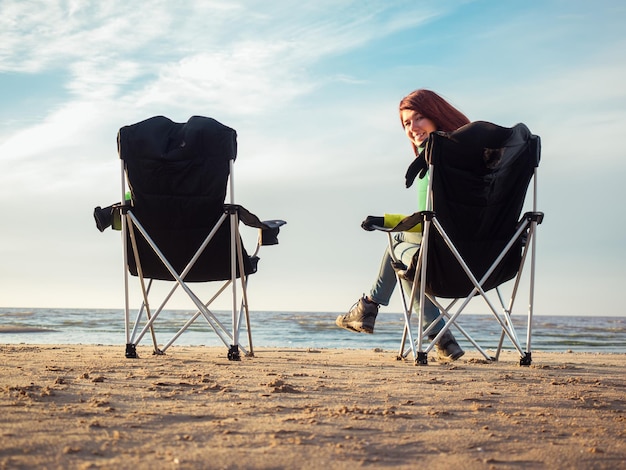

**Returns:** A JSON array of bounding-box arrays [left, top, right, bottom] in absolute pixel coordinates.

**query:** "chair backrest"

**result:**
[[117, 115, 253, 281], [424, 121, 540, 297]]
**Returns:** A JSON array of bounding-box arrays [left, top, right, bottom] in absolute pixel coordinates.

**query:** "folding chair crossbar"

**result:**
[[388, 225, 494, 362], [398, 294, 492, 360], [424, 217, 527, 352], [128, 279, 231, 350], [124, 208, 250, 356], [413, 212, 539, 361]]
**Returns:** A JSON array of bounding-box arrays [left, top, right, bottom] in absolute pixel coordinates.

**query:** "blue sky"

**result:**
[[1, 0, 625, 317]]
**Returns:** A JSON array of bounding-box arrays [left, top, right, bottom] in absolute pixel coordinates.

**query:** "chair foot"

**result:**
[[415, 351, 428, 366], [152, 348, 165, 356], [520, 351, 532, 366], [125, 343, 138, 359], [228, 345, 241, 361]]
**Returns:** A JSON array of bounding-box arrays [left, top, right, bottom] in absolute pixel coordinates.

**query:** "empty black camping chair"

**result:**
[[96, 115, 285, 360], [373, 121, 543, 365]]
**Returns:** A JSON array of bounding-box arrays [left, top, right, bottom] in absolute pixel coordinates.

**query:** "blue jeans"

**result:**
[[368, 232, 445, 335]]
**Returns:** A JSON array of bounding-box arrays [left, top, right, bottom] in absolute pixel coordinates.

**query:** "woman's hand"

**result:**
[[361, 216, 384, 231]]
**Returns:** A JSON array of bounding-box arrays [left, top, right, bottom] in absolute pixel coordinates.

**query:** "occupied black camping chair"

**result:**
[[102, 115, 285, 360], [374, 121, 543, 366]]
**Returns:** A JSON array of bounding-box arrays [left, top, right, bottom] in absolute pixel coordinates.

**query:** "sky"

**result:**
[[1, 0, 625, 317]]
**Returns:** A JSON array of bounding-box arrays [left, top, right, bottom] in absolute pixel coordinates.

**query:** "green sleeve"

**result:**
[[382, 159, 429, 232], [382, 170, 428, 233], [416, 172, 429, 212]]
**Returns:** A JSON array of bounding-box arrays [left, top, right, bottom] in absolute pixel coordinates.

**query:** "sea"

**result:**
[[1, 308, 625, 354]]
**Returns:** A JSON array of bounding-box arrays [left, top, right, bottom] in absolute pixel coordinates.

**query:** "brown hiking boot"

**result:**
[[335, 296, 379, 334], [434, 329, 465, 361]]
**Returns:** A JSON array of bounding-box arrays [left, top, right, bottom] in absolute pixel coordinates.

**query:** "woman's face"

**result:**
[[401, 109, 437, 148]]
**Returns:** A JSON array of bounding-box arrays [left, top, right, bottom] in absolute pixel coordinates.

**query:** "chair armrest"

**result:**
[[224, 204, 286, 246], [259, 219, 286, 246], [368, 211, 431, 233]]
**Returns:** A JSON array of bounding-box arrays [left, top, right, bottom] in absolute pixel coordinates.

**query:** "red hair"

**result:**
[[399, 89, 470, 154]]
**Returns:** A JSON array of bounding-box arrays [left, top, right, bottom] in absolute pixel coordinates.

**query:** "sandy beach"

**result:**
[[1, 345, 624, 469]]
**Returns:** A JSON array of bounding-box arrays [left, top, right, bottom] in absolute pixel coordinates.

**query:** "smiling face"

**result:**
[[401, 108, 437, 149]]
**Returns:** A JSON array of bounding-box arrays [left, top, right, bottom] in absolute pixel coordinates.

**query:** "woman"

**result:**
[[335, 89, 470, 361]]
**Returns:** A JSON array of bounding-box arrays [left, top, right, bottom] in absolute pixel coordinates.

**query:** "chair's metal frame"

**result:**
[[119, 159, 273, 361], [376, 163, 543, 366]]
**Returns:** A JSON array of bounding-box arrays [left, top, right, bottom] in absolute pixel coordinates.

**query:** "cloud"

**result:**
[[1, 0, 451, 178], [1, 0, 625, 318]]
